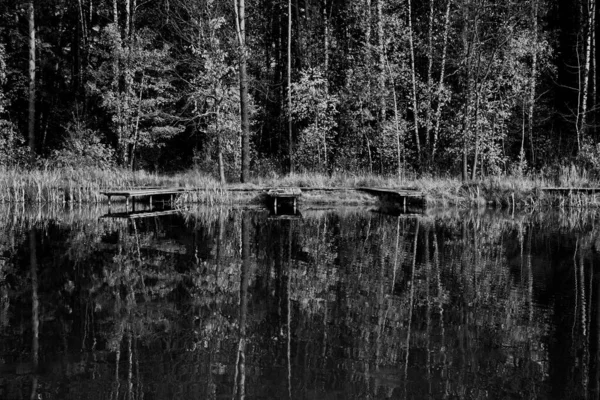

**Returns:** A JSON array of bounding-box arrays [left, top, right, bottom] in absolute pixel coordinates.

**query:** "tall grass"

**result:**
[[0, 167, 222, 204], [2, 165, 600, 207]]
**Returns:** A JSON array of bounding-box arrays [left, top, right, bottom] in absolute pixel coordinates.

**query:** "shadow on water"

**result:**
[[3, 205, 600, 398]]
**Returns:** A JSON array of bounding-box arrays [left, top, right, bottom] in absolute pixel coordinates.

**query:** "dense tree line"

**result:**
[[0, 0, 598, 180]]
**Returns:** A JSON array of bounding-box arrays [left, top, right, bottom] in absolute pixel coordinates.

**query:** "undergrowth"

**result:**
[[1, 166, 599, 207]]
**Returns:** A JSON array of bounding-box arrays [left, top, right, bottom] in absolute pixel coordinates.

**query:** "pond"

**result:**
[[0, 204, 598, 399]]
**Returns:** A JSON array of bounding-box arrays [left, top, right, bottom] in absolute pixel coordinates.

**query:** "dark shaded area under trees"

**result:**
[[0, 0, 599, 180]]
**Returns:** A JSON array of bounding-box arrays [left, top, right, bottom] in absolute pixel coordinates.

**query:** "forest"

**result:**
[[0, 0, 598, 182]]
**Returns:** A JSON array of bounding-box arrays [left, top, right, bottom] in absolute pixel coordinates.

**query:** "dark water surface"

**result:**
[[1, 205, 599, 399]]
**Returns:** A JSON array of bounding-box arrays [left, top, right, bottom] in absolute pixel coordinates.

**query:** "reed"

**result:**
[[2, 166, 600, 208], [0, 167, 223, 204]]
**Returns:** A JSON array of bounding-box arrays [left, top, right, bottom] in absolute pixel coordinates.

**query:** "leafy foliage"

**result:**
[[87, 26, 183, 167], [0, 44, 27, 167], [50, 121, 115, 169], [0, 0, 592, 177], [291, 68, 339, 171]]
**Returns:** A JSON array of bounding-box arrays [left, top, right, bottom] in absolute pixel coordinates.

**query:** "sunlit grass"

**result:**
[[2, 165, 600, 207]]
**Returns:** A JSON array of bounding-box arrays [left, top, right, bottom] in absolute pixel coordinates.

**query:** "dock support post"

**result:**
[[126, 196, 129, 211], [149, 196, 153, 208], [274, 198, 278, 215], [293, 197, 296, 214], [108, 196, 111, 207], [403, 196, 407, 213]]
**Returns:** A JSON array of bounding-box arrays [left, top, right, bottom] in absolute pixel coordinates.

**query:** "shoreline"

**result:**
[[1, 167, 599, 209]]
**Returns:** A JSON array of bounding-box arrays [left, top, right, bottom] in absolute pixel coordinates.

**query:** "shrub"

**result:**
[[50, 122, 115, 169]]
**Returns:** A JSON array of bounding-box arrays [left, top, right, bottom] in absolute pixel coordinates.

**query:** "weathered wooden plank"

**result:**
[[356, 187, 424, 197], [267, 188, 302, 198], [100, 188, 186, 198]]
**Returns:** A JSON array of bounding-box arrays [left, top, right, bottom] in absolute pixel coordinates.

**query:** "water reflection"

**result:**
[[2, 206, 600, 398]]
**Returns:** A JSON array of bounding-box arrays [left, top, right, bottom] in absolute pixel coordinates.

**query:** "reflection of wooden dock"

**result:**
[[100, 188, 186, 211], [102, 209, 180, 219], [541, 187, 600, 194], [268, 213, 302, 220], [267, 188, 302, 214]]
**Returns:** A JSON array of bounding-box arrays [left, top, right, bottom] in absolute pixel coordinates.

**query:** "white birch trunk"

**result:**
[[528, 0, 538, 164], [377, 0, 386, 172], [288, 0, 293, 171], [432, 0, 452, 163], [579, 0, 596, 150], [407, 0, 421, 160], [425, 0, 434, 155]]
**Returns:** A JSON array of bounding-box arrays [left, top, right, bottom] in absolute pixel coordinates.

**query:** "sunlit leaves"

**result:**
[[290, 68, 339, 171]]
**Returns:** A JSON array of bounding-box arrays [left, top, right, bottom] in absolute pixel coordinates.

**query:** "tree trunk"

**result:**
[[579, 0, 596, 150], [365, 0, 372, 47], [407, 0, 421, 163], [28, 0, 36, 153], [377, 0, 386, 173], [471, 36, 482, 181], [471, 79, 481, 180], [528, 0, 538, 164], [234, 0, 251, 182], [124, 0, 137, 169], [288, 0, 293, 173], [392, 73, 403, 179], [387, 57, 403, 179], [217, 108, 226, 184], [113, 0, 118, 24], [432, 0, 452, 163], [461, 2, 473, 182], [323, 1, 329, 74], [125, 0, 131, 38], [129, 74, 145, 170], [77, 0, 87, 89], [425, 0, 434, 163], [112, 0, 126, 165], [593, 2, 597, 138]]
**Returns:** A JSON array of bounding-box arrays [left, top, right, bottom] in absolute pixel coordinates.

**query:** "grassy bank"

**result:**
[[1, 166, 599, 208]]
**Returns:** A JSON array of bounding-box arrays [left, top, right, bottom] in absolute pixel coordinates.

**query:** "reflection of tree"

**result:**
[[29, 228, 39, 399], [233, 212, 250, 400], [4, 206, 600, 398]]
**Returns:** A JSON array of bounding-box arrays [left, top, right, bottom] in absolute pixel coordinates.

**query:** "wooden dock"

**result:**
[[267, 188, 302, 214], [100, 187, 187, 211], [99, 186, 426, 213]]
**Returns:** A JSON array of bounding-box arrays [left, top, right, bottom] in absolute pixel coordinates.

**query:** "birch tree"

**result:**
[[28, 0, 36, 153], [288, 0, 293, 172], [527, 0, 538, 164], [377, 0, 387, 173], [407, 0, 421, 163], [431, 0, 452, 163], [425, 0, 434, 163], [234, 0, 251, 182], [577, 0, 596, 151]]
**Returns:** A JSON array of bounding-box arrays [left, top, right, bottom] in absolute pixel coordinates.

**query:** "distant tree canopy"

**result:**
[[0, 0, 598, 179]]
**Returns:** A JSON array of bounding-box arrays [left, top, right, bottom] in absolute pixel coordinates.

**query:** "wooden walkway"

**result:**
[[100, 185, 425, 213], [356, 187, 425, 211], [100, 187, 186, 211]]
